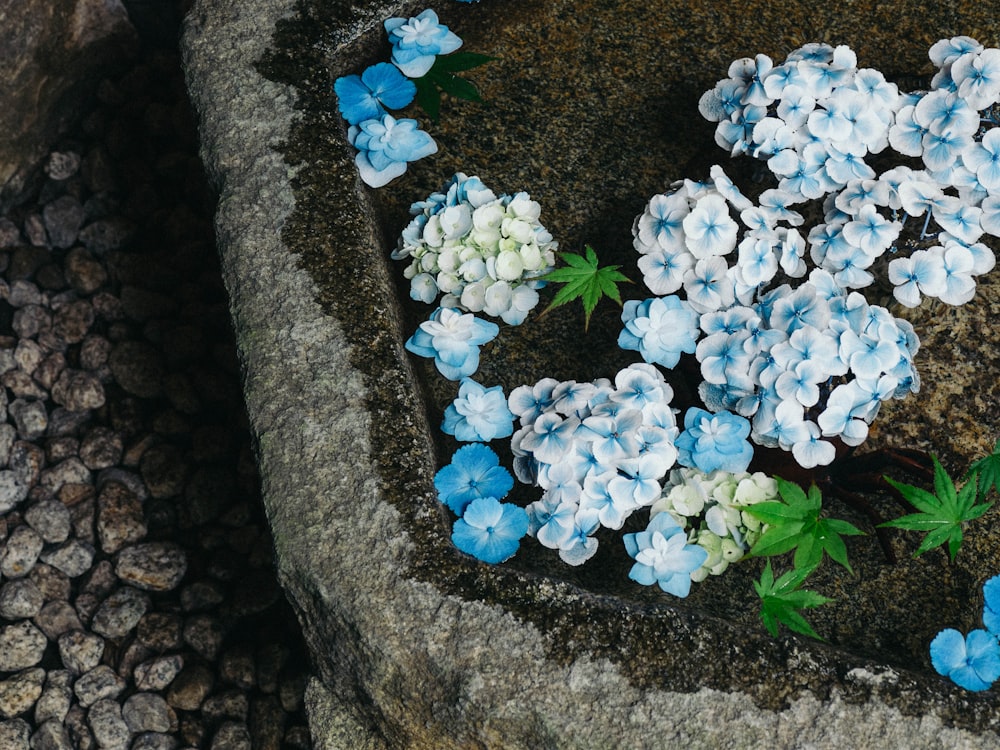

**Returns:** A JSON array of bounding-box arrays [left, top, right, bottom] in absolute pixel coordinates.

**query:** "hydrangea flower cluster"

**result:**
[[647, 467, 777, 582], [698, 44, 900, 196], [393, 173, 557, 324], [404, 306, 498, 380], [508, 364, 681, 565], [930, 574, 1000, 691], [334, 9, 465, 187], [630, 168, 923, 468]]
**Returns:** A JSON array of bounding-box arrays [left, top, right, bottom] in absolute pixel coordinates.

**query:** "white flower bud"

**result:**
[[495, 250, 525, 281]]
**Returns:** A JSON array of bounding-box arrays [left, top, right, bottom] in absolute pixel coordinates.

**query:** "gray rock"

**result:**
[[209, 722, 250, 750], [11, 305, 50, 339], [7, 399, 46, 441], [87, 698, 132, 750], [0, 578, 44, 620], [10, 441, 45, 488], [64, 248, 108, 295], [42, 195, 85, 249], [39, 457, 91, 494], [133, 655, 184, 692], [0, 668, 44, 719], [114, 543, 187, 592], [164, 665, 213, 712], [136, 612, 183, 651], [0, 471, 30, 513], [90, 587, 150, 638], [27, 564, 70, 603], [0, 718, 29, 749], [75, 666, 126, 708], [6, 281, 41, 308], [78, 218, 135, 254], [0, 525, 43, 578], [108, 341, 163, 398], [45, 151, 81, 181], [201, 691, 247, 723], [0, 621, 47, 671], [138, 443, 187, 499], [218, 647, 255, 691], [28, 719, 72, 750], [129, 733, 178, 750], [181, 614, 224, 660], [33, 670, 72, 725], [12, 340, 42, 374], [32, 600, 82, 640], [96, 482, 146, 555], [64, 705, 95, 750], [80, 427, 123, 470], [122, 693, 174, 734], [23, 498, 72, 543], [38, 538, 95, 577], [57, 629, 105, 674], [51, 369, 105, 412]]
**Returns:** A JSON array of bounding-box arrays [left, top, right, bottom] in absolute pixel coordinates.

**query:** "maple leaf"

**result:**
[[754, 561, 834, 640], [538, 245, 630, 331]]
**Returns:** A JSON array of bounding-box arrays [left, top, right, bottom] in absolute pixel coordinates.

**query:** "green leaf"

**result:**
[[754, 561, 832, 641], [880, 453, 993, 562], [538, 245, 630, 331], [968, 439, 1000, 500], [414, 76, 441, 123], [426, 71, 483, 102], [747, 480, 862, 574], [429, 52, 496, 73]]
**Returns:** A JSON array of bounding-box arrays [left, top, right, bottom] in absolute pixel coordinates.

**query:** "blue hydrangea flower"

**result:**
[[442, 378, 515, 442], [334, 63, 417, 125], [405, 307, 498, 380], [930, 629, 1000, 692], [452, 496, 529, 564], [384, 9, 463, 78], [623, 512, 708, 597], [675, 407, 754, 474], [984, 575, 1000, 636], [349, 114, 438, 188], [618, 296, 700, 368], [434, 443, 514, 515]]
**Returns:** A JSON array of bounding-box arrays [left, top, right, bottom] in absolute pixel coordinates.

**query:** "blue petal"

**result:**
[[984, 575, 1000, 636], [360, 62, 416, 110], [930, 628, 971, 676]]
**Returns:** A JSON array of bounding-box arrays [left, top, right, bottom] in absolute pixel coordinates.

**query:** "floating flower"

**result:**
[[442, 379, 515, 442], [434, 443, 514, 515], [349, 114, 437, 187], [623, 512, 708, 597], [618, 296, 700, 369], [404, 307, 498, 380], [384, 9, 463, 78], [334, 62, 417, 125], [675, 408, 754, 474], [451, 496, 529, 564], [930, 629, 1000, 692]]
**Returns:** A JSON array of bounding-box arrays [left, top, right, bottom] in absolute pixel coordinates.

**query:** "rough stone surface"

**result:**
[[0, 0, 138, 208], [181, 0, 1000, 748]]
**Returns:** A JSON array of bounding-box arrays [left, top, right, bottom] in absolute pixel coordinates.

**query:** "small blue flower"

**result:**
[[434, 443, 514, 515], [618, 296, 700, 368], [984, 575, 1000, 636], [623, 512, 708, 597], [930, 629, 1000, 692], [384, 9, 463, 78], [405, 307, 498, 380], [349, 114, 438, 188], [452, 496, 529, 564], [334, 63, 417, 125], [442, 379, 515, 442], [675, 407, 753, 474]]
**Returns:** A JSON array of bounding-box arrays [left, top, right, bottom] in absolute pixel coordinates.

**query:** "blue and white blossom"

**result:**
[[404, 306, 498, 380], [452, 496, 529, 564], [434, 443, 514, 515], [349, 114, 438, 188], [384, 9, 463, 78], [442, 378, 515, 442], [623, 511, 708, 597], [394, 174, 557, 324]]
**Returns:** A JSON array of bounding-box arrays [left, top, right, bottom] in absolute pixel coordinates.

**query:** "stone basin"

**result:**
[[181, 0, 1000, 746]]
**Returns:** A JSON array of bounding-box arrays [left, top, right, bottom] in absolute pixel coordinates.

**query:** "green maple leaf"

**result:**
[[538, 245, 630, 331], [880, 453, 993, 561], [413, 53, 495, 123], [745, 478, 864, 574], [968, 438, 1000, 501], [754, 561, 834, 640]]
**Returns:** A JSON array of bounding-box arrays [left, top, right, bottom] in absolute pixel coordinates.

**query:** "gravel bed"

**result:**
[[0, 19, 314, 750]]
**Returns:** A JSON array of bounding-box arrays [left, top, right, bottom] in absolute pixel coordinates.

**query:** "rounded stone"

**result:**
[[133, 655, 184, 692], [74, 666, 126, 708], [0, 669, 44, 719], [96, 481, 146, 554], [0, 579, 44, 620], [28, 719, 71, 750], [165, 664, 213, 711], [64, 248, 108, 295], [122, 692, 174, 733], [0, 472, 29, 514], [114, 542, 187, 592], [0, 717, 29, 749], [57, 630, 105, 675], [38, 539, 95, 578], [33, 670, 73, 724], [0, 621, 47, 671], [46, 151, 82, 181], [86, 698, 132, 748], [210, 721, 250, 750], [79, 427, 124, 470], [23, 498, 72, 543], [108, 341, 164, 398], [7, 399, 47, 441], [0, 526, 43, 578], [32, 600, 82, 640], [90, 587, 150, 639], [51, 369, 106, 411], [43, 195, 86, 249]]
